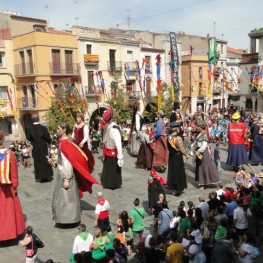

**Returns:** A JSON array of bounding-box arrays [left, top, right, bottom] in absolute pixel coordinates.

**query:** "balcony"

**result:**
[[49, 62, 80, 75], [197, 95, 206, 101], [107, 61, 123, 71], [14, 63, 35, 77], [17, 97, 37, 109], [213, 88, 221, 95], [128, 91, 141, 100], [84, 54, 99, 65], [85, 86, 104, 97]]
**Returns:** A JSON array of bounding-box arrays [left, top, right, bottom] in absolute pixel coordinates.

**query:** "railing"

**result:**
[[14, 63, 35, 76], [17, 97, 37, 109], [49, 62, 80, 75], [213, 88, 221, 94], [128, 91, 141, 100], [84, 54, 99, 64], [85, 86, 103, 96], [107, 61, 123, 71]]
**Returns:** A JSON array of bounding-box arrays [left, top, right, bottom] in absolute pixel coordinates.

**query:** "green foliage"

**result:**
[[144, 82, 175, 121], [107, 74, 133, 124], [45, 85, 86, 133]]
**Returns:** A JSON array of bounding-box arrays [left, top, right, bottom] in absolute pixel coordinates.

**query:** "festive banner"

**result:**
[[209, 37, 217, 65], [169, 32, 180, 94]]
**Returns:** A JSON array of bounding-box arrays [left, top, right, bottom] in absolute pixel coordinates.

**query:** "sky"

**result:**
[[1, 0, 263, 50]]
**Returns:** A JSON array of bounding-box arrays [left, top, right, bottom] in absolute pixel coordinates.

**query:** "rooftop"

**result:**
[[240, 52, 258, 64], [10, 15, 47, 23], [48, 28, 72, 35], [227, 46, 246, 55], [249, 27, 263, 37]]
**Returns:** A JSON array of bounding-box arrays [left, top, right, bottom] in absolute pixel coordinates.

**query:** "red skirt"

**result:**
[[0, 185, 25, 241]]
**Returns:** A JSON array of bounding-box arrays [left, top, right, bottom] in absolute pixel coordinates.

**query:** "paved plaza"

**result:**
[[0, 142, 263, 263]]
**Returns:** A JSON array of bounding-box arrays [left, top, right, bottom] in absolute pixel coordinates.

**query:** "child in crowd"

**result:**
[[186, 201, 195, 216], [234, 167, 245, 187], [170, 211, 179, 232], [122, 129, 128, 148], [216, 183, 225, 200]]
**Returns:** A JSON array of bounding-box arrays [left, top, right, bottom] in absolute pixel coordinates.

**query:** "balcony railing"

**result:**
[[128, 91, 141, 100], [107, 61, 123, 71], [213, 88, 221, 94], [84, 54, 99, 64], [14, 63, 35, 77], [84, 86, 104, 97], [17, 97, 37, 109], [49, 62, 80, 75]]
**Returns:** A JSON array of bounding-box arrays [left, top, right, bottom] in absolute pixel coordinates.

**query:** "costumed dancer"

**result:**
[[72, 113, 95, 173], [101, 109, 123, 189], [170, 102, 183, 123], [194, 105, 206, 123], [129, 101, 144, 156], [0, 131, 25, 241], [148, 176, 166, 211], [192, 121, 220, 189], [167, 122, 190, 196], [135, 126, 153, 170], [226, 112, 251, 170], [27, 114, 53, 182], [50, 122, 99, 224], [249, 114, 263, 165], [152, 110, 169, 173]]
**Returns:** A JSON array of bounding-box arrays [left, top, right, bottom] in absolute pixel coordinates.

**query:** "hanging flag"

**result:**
[[209, 37, 217, 64]]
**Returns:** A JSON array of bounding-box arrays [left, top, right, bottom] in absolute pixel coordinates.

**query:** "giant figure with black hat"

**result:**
[[101, 109, 123, 189], [226, 112, 249, 169], [167, 121, 190, 196], [170, 102, 183, 123], [27, 114, 53, 182]]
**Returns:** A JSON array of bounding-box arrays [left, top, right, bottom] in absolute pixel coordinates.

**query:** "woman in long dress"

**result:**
[[192, 120, 220, 189], [135, 126, 153, 170], [0, 131, 25, 241], [129, 101, 144, 156], [167, 122, 190, 196]]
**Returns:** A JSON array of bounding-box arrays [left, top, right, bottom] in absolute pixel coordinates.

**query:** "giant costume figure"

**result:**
[[152, 110, 169, 173], [52, 122, 99, 224], [101, 109, 123, 189], [27, 114, 53, 182], [72, 113, 95, 173], [0, 131, 25, 241], [226, 112, 248, 168], [249, 115, 263, 165]]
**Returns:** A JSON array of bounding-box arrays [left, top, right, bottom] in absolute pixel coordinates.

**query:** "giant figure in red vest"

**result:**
[[72, 113, 95, 173]]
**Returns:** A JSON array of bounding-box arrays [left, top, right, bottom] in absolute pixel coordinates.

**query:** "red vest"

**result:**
[[228, 122, 246, 144], [97, 198, 109, 219]]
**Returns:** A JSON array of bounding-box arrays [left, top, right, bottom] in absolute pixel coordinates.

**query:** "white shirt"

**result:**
[[72, 233, 93, 254], [95, 200, 110, 215], [238, 243, 254, 263], [109, 122, 123, 160], [216, 189, 225, 199], [233, 207, 246, 229]]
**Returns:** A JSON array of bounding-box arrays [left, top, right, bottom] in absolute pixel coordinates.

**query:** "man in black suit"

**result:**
[[27, 114, 53, 182]]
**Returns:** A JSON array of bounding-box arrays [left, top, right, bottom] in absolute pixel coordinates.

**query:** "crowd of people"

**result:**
[[1, 101, 263, 263]]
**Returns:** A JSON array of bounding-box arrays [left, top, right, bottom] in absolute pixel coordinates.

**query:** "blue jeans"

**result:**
[[215, 159, 221, 172]]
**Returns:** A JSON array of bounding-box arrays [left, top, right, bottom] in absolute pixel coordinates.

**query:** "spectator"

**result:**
[[214, 143, 221, 172], [130, 198, 145, 253], [152, 193, 165, 235], [184, 228, 202, 263], [233, 199, 247, 246], [194, 207, 203, 229], [214, 207, 228, 226], [216, 183, 225, 200], [105, 226, 115, 250], [224, 193, 237, 227], [94, 192, 110, 232], [157, 202, 173, 239], [113, 238, 127, 263], [166, 231, 184, 263], [178, 210, 190, 238], [70, 224, 93, 263], [144, 237, 165, 263], [106, 248, 126, 263], [207, 192, 221, 215], [214, 232, 236, 263], [198, 195, 209, 222], [19, 226, 38, 263]]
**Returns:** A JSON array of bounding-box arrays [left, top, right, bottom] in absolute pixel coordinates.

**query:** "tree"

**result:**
[[107, 74, 133, 124], [45, 84, 87, 133], [144, 82, 175, 121]]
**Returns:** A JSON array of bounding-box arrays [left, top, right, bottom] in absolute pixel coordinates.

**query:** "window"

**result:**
[[221, 62, 223, 69], [109, 49, 116, 68], [27, 50, 34, 73], [145, 56, 151, 73], [126, 80, 135, 92], [52, 49, 61, 73], [127, 50, 133, 62], [86, 45, 92, 54], [221, 44, 223, 54], [87, 71, 94, 93], [19, 51, 26, 74], [34, 26, 44, 32], [198, 82, 202, 95], [65, 50, 73, 73], [0, 52, 5, 67], [198, 67, 202, 79], [0, 87, 7, 99]]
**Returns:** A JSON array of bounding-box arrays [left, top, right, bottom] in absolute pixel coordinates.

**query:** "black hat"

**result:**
[[174, 102, 180, 110], [169, 121, 181, 128]]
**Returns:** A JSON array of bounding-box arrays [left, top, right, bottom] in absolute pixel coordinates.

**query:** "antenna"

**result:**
[[213, 21, 216, 37], [75, 0, 79, 25], [127, 9, 130, 30], [46, 5, 49, 25]]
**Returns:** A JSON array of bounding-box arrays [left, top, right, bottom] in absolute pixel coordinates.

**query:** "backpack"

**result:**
[[197, 250, 206, 263], [254, 201, 263, 218], [251, 247, 260, 259]]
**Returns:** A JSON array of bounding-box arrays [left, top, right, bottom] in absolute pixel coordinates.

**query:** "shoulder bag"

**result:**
[[25, 236, 34, 257], [134, 208, 144, 219]]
